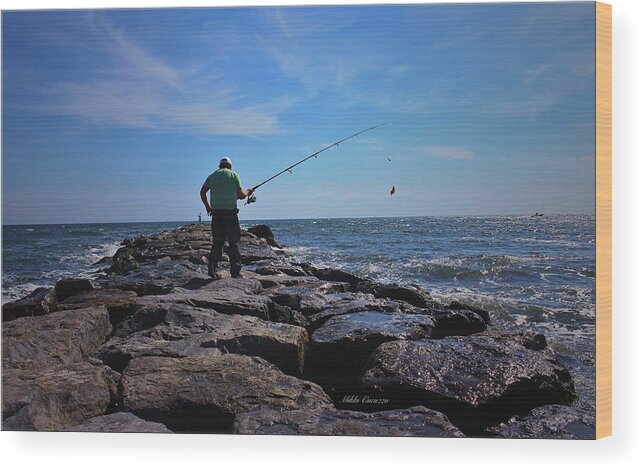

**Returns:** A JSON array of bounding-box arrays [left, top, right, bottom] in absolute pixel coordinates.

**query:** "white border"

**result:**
[[1, 0, 641, 469]]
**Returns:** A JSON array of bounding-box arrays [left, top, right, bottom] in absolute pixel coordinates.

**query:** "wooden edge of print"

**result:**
[[595, 1, 612, 440]]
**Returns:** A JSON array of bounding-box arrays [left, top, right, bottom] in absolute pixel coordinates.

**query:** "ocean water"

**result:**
[[1, 214, 596, 405]]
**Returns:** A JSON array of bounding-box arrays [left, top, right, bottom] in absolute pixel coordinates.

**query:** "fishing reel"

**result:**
[[245, 193, 257, 205]]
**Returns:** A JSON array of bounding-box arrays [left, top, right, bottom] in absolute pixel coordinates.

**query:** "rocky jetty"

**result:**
[[1, 223, 591, 437]]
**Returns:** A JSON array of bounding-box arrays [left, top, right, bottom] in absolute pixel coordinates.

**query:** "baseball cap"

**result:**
[[219, 156, 232, 166]]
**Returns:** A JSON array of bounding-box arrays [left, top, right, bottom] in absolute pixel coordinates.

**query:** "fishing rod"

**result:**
[[244, 122, 387, 205]]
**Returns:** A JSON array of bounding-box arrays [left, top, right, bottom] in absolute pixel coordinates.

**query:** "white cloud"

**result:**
[[27, 15, 284, 137]]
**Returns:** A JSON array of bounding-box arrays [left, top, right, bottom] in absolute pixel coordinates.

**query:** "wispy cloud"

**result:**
[[23, 14, 284, 137]]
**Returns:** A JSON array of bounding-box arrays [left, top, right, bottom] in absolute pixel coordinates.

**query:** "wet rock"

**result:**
[[2, 287, 57, 322], [239, 243, 280, 264], [65, 412, 172, 433], [101, 306, 308, 375], [2, 363, 117, 431], [2, 307, 111, 369], [431, 309, 488, 337], [481, 330, 547, 351], [268, 281, 350, 315], [232, 405, 464, 437], [488, 404, 595, 439], [446, 300, 491, 324], [55, 278, 96, 302], [120, 354, 333, 432], [57, 289, 138, 326], [247, 225, 281, 248], [111, 254, 139, 275], [307, 293, 418, 329], [307, 312, 436, 394], [355, 281, 435, 308], [361, 333, 576, 434], [305, 266, 368, 289]]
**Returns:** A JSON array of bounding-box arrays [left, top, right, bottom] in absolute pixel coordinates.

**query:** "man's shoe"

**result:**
[[208, 263, 217, 278]]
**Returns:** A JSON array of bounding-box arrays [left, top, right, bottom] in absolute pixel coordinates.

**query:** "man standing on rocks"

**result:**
[[200, 157, 254, 278]]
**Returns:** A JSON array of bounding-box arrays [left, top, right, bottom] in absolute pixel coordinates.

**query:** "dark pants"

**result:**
[[209, 210, 242, 276]]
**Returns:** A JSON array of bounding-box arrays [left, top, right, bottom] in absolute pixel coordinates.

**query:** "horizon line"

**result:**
[[1, 211, 597, 227]]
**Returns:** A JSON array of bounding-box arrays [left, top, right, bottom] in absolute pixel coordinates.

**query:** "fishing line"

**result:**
[[245, 123, 387, 205]]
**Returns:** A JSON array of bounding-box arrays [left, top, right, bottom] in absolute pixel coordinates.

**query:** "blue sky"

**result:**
[[2, 3, 596, 224]]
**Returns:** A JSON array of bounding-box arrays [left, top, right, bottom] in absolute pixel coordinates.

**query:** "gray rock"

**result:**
[[2, 307, 111, 369], [254, 262, 309, 277], [246, 224, 281, 248], [248, 273, 319, 289], [98, 260, 209, 296], [431, 309, 488, 337], [361, 333, 576, 434], [55, 278, 96, 302], [101, 306, 308, 375], [268, 281, 350, 315], [307, 312, 436, 396], [57, 289, 138, 326], [306, 266, 368, 290], [445, 300, 492, 324], [232, 405, 464, 437], [356, 280, 435, 308], [120, 354, 333, 432], [137, 284, 271, 320], [488, 404, 595, 439], [2, 363, 117, 431], [307, 293, 419, 329], [2, 287, 57, 322], [65, 412, 172, 433]]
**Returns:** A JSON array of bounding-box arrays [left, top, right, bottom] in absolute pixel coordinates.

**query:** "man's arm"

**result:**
[[200, 184, 212, 215], [236, 187, 254, 199]]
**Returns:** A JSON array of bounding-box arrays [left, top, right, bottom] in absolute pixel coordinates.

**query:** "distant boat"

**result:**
[[532, 213, 544, 217]]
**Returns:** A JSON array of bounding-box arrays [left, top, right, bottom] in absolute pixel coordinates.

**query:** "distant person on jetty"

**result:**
[[200, 156, 254, 278]]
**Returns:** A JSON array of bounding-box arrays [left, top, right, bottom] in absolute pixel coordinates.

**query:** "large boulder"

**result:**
[[487, 404, 595, 439], [2, 363, 117, 431], [120, 355, 333, 432], [355, 281, 436, 308], [306, 293, 418, 329], [361, 333, 576, 434], [2, 287, 57, 322], [137, 285, 271, 320], [54, 278, 96, 302], [307, 267, 368, 290], [307, 312, 436, 394], [65, 412, 172, 433], [101, 306, 308, 375], [246, 225, 281, 248], [57, 289, 138, 326], [239, 233, 280, 263], [232, 405, 464, 437], [430, 309, 488, 337], [2, 307, 111, 369], [98, 260, 210, 296]]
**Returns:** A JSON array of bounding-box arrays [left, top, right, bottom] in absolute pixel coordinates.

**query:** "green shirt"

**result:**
[[204, 169, 242, 210]]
